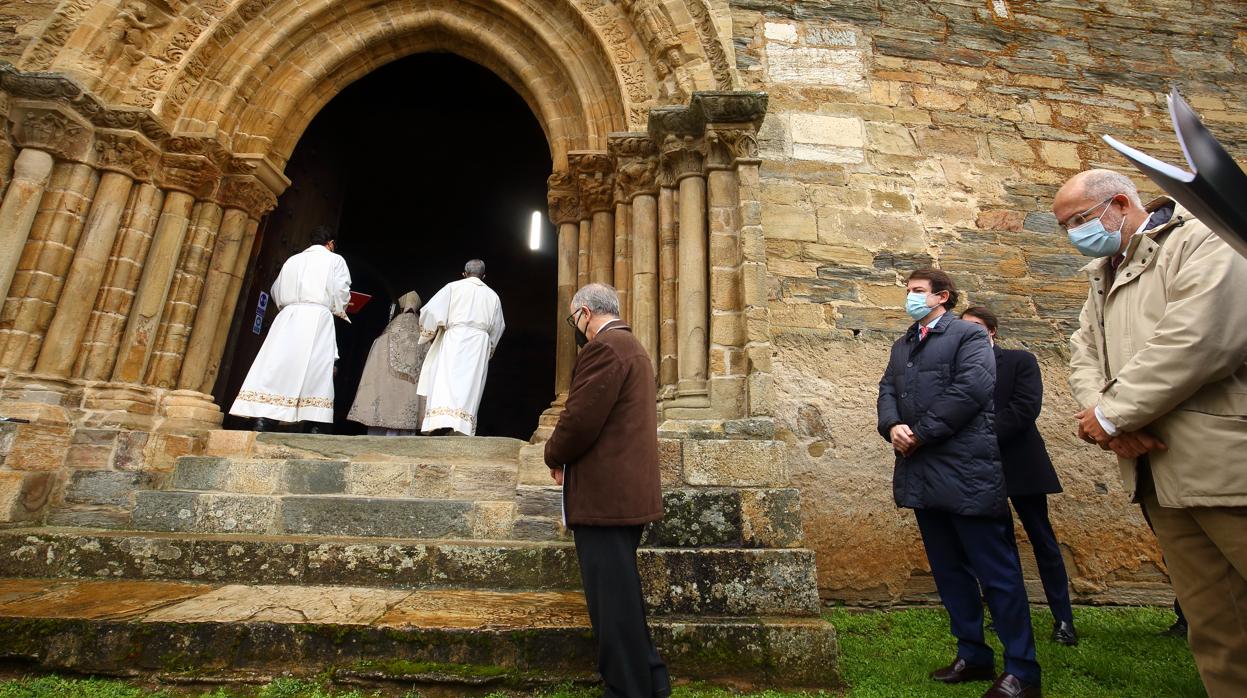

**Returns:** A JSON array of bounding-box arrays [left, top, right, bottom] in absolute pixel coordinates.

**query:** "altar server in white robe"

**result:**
[[230, 227, 351, 431], [416, 259, 505, 435]]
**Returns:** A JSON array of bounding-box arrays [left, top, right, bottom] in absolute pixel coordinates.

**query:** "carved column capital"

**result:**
[[93, 129, 160, 182], [158, 136, 228, 197], [705, 125, 760, 170], [569, 150, 615, 215], [216, 174, 277, 219], [660, 133, 705, 182], [609, 132, 659, 202], [692, 91, 769, 126], [10, 102, 93, 162], [547, 170, 582, 225]]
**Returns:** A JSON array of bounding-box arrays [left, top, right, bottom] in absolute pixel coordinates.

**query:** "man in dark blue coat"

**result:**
[[877, 269, 1040, 698], [962, 306, 1076, 647]]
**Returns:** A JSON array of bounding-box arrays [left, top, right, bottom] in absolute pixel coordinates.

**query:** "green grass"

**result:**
[[0, 607, 1203, 697]]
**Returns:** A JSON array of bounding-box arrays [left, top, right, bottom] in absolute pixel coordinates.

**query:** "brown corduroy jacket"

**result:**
[[544, 321, 663, 526]]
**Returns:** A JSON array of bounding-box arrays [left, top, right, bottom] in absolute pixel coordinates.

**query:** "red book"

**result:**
[[346, 291, 371, 314]]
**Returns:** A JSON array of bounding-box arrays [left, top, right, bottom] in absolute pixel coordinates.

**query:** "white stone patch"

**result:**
[[792, 144, 866, 164], [790, 114, 865, 148], [992, 0, 1010, 18], [806, 26, 857, 47], [765, 44, 866, 89], [764, 22, 798, 44]]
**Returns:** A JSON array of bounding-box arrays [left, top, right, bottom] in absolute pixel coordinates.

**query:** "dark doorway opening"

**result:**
[[216, 53, 556, 439]]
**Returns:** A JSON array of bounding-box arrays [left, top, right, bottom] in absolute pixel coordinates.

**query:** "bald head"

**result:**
[[1053, 169, 1151, 256]]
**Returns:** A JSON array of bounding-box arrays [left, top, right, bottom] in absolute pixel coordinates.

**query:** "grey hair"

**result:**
[[464, 259, 486, 277], [1078, 169, 1143, 207], [572, 283, 620, 317]]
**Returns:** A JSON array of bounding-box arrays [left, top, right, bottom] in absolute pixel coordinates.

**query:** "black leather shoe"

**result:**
[[301, 421, 329, 434], [1052, 620, 1078, 646], [253, 417, 274, 432], [1162, 619, 1188, 638], [930, 657, 996, 683], [982, 673, 1041, 697]]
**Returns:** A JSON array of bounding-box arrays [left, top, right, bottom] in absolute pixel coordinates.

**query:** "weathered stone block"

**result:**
[[683, 440, 787, 487], [639, 548, 820, 616], [657, 438, 683, 486], [452, 463, 518, 501], [191, 539, 303, 584], [471, 501, 517, 539], [280, 496, 474, 539], [741, 488, 803, 548], [303, 542, 432, 587], [196, 493, 279, 534], [282, 459, 347, 494], [132, 491, 200, 532], [761, 203, 817, 241], [171, 456, 233, 491], [516, 485, 561, 518], [63, 470, 151, 506], [765, 44, 865, 88], [346, 462, 411, 497], [4, 424, 70, 471], [0, 471, 53, 523], [203, 429, 256, 458], [645, 489, 741, 547]]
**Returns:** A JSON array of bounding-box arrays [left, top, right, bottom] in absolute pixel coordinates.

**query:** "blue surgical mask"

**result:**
[[1068, 206, 1126, 257], [905, 292, 933, 321]]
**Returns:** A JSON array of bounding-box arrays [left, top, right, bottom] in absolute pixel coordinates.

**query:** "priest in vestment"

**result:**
[[416, 259, 505, 435], [348, 290, 429, 435], [229, 227, 351, 432]]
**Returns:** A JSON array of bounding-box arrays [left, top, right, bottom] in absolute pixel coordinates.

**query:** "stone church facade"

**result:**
[[0, 0, 1243, 610]]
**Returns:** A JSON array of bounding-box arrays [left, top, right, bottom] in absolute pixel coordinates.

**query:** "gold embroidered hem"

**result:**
[[424, 406, 477, 428], [236, 390, 334, 409]]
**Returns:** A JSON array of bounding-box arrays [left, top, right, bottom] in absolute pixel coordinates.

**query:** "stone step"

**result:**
[[204, 431, 525, 465], [171, 456, 518, 500], [0, 578, 839, 688], [0, 528, 822, 617]]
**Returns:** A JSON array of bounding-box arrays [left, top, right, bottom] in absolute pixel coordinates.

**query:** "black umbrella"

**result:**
[[1103, 88, 1247, 260]]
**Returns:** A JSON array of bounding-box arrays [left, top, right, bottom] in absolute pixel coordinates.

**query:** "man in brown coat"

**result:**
[[545, 282, 669, 698]]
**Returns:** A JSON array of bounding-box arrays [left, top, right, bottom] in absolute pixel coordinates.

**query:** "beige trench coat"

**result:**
[[1069, 198, 1247, 508]]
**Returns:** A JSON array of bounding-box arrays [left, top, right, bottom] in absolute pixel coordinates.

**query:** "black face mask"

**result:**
[[569, 309, 590, 348]]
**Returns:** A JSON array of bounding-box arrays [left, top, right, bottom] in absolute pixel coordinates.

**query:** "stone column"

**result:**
[[36, 131, 159, 377], [576, 219, 590, 288], [613, 201, 632, 322], [0, 149, 55, 305], [610, 133, 660, 372], [0, 104, 96, 371], [664, 134, 709, 399], [112, 146, 220, 383], [546, 170, 581, 398], [570, 151, 615, 286], [75, 183, 164, 379], [197, 217, 261, 394], [657, 181, 678, 393], [145, 197, 225, 387], [178, 175, 277, 391]]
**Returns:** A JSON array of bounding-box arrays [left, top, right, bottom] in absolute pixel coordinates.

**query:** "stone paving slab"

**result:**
[[248, 434, 524, 464], [0, 577, 839, 687], [145, 584, 410, 625], [0, 579, 207, 620]]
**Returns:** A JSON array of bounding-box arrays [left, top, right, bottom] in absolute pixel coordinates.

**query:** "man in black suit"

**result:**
[[962, 307, 1077, 646]]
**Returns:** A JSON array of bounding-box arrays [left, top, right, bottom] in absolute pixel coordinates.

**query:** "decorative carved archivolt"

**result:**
[[94, 130, 160, 181], [570, 151, 616, 215], [547, 171, 582, 225]]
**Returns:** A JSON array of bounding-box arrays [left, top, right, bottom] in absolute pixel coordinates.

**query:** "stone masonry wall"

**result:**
[[731, 0, 1247, 603]]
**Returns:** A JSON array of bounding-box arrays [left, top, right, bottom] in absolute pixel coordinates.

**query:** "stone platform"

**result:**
[[0, 432, 839, 688]]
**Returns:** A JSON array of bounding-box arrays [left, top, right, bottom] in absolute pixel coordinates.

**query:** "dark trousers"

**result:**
[[572, 525, 670, 698], [1010, 494, 1075, 625], [915, 508, 1041, 686]]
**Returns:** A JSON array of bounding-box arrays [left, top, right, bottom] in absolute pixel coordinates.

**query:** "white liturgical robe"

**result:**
[[416, 276, 505, 435], [229, 244, 351, 423]]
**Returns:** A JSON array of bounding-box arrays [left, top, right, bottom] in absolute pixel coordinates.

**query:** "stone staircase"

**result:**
[[0, 431, 839, 689]]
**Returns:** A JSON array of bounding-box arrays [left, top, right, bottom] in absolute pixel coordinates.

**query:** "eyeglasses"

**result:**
[[1058, 196, 1114, 231], [565, 308, 585, 331]]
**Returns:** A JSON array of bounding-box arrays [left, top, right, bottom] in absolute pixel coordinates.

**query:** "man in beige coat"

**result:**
[[1056, 169, 1247, 697]]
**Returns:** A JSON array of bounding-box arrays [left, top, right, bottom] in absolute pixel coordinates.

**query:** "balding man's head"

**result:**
[[1053, 169, 1151, 257], [464, 259, 486, 278]]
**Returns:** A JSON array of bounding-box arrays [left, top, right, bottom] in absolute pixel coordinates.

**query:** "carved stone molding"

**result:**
[[609, 132, 659, 201], [10, 103, 93, 162], [569, 151, 615, 215], [0, 65, 169, 143], [694, 91, 768, 127], [216, 174, 277, 219], [547, 170, 582, 225], [94, 129, 160, 181]]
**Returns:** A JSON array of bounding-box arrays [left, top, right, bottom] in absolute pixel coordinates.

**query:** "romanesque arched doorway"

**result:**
[[214, 53, 555, 438]]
